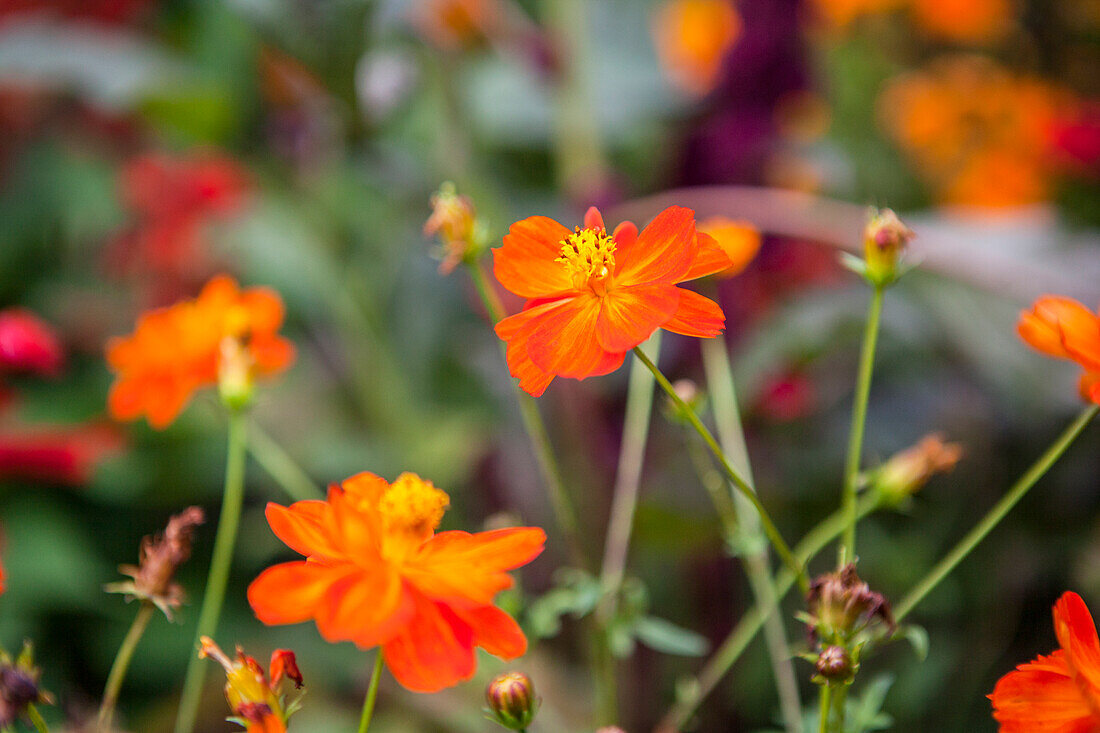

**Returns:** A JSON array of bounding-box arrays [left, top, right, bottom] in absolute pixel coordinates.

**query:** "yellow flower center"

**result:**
[[378, 472, 450, 537], [557, 227, 616, 293]]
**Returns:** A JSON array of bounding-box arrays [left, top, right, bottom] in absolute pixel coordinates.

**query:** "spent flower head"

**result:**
[[199, 637, 303, 733], [105, 506, 204, 620], [425, 182, 486, 274], [872, 433, 963, 507], [806, 564, 894, 643]]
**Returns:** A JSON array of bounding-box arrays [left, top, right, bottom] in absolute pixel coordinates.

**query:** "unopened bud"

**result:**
[[486, 671, 538, 730], [862, 208, 913, 286], [874, 433, 962, 506], [814, 645, 854, 681], [217, 335, 255, 411]]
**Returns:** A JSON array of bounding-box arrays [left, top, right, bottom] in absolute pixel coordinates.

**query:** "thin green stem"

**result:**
[[26, 704, 49, 733], [818, 685, 830, 733], [466, 260, 588, 570], [247, 422, 323, 502], [632, 346, 807, 593], [357, 652, 385, 733], [826, 684, 848, 733], [656, 492, 883, 733], [174, 410, 249, 733], [703, 335, 802, 733], [839, 285, 884, 568], [593, 333, 661, 725], [97, 602, 155, 732], [895, 404, 1098, 621]]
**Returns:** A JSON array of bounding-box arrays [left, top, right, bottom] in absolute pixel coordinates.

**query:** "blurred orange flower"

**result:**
[[106, 275, 295, 429], [809, 0, 905, 28], [248, 472, 545, 693], [879, 57, 1070, 209], [1017, 295, 1100, 404], [652, 0, 741, 96], [990, 591, 1100, 731], [411, 0, 501, 51], [200, 637, 302, 733], [908, 0, 1013, 42], [697, 217, 761, 278], [493, 206, 734, 397]]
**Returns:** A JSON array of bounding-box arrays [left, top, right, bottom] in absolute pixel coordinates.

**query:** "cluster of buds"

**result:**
[[105, 507, 204, 620], [861, 208, 915, 286], [199, 637, 303, 733], [0, 642, 52, 728], [485, 671, 539, 730], [805, 564, 894, 644], [424, 182, 486, 274], [871, 433, 963, 508]]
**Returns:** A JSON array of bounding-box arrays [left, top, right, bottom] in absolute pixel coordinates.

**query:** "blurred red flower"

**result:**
[[0, 0, 152, 26], [248, 472, 545, 692], [990, 591, 1100, 731], [106, 275, 295, 428], [493, 206, 734, 396], [1017, 295, 1100, 404], [0, 423, 121, 486], [0, 309, 63, 377]]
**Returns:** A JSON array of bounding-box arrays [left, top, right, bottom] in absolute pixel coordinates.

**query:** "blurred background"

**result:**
[[0, 0, 1097, 730]]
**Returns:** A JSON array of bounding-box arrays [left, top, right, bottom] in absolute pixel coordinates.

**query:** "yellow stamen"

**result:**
[[556, 227, 616, 292], [378, 473, 450, 537]]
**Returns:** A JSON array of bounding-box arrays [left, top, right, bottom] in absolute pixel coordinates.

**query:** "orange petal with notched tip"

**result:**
[[525, 294, 607, 378], [612, 220, 638, 248], [493, 216, 576, 298], [681, 231, 738, 281], [615, 206, 698, 285], [406, 528, 546, 606], [1018, 296, 1095, 360], [452, 604, 527, 659], [661, 288, 726, 338], [248, 561, 358, 625], [584, 206, 605, 231], [595, 283, 681, 353], [990, 650, 1098, 732], [382, 593, 477, 692]]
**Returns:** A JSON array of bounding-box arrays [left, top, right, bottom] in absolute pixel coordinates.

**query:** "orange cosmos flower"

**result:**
[[493, 206, 735, 397], [652, 0, 742, 96], [909, 0, 1014, 43], [106, 275, 295, 428], [248, 472, 545, 693], [990, 591, 1100, 731], [1017, 295, 1100, 404], [697, 217, 761, 279]]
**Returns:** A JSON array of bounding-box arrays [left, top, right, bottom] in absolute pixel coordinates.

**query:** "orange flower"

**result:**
[[106, 275, 295, 428], [696, 217, 761, 278], [652, 0, 741, 96], [493, 206, 735, 397], [248, 472, 545, 693], [909, 0, 1013, 43], [199, 637, 303, 733], [990, 591, 1100, 731], [1017, 295, 1100, 404]]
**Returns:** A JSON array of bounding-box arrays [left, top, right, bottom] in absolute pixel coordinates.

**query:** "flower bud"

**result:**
[[0, 642, 52, 728], [806, 564, 894, 642], [217, 335, 256, 411], [424, 182, 484, 274], [873, 433, 962, 506], [862, 208, 914, 286], [814, 645, 854, 682], [486, 671, 538, 730]]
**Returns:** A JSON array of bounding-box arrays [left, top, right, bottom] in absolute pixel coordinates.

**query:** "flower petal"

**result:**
[[661, 289, 726, 338], [990, 649, 1099, 732], [526, 294, 610, 378], [1080, 372, 1100, 405], [248, 561, 356, 625], [315, 566, 412, 647], [615, 206, 698, 285], [1018, 296, 1096, 361], [493, 216, 576, 298], [595, 284, 681, 353], [612, 221, 638, 248], [584, 206, 605, 230], [1054, 592, 1100, 695], [405, 528, 546, 606], [265, 501, 343, 559], [382, 593, 476, 692], [452, 604, 527, 659]]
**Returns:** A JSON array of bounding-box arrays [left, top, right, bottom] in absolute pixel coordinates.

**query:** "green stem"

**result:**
[[593, 333, 661, 725], [174, 410, 249, 733], [467, 260, 588, 570], [895, 404, 1098, 621], [702, 336, 802, 733], [632, 347, 807, 593], [818, 685, 830, 733], [826, 684, 848, 733], [97, 602, 155, 732], [247, 422, 323, 502], [656, 491, 883, 733], [839, 285, 884, 568], [26, 705, 49, 733], [357, 652, 385, 733]]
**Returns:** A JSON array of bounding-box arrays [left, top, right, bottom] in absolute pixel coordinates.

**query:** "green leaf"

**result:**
[[633, 616, 709, 657], [900, 624, 930, 661]]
